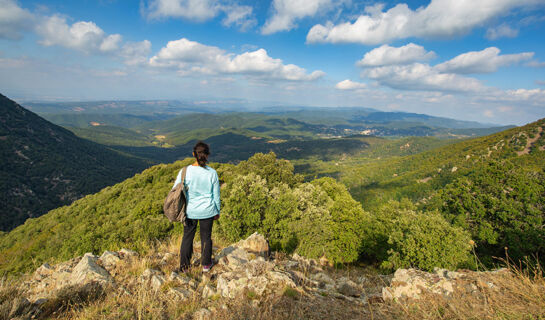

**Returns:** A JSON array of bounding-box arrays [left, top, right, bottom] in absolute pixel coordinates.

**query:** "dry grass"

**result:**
[[4, 236, 545, 320], [375, 260, 545, 320]]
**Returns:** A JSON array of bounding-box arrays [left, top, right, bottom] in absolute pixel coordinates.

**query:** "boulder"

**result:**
[[69, 253, 113, 285], [202, 284, 216, 299], [169, 287, 193, 300], [235, 232, 269, 257], [216, 246, 249, 269], [99, 251, 121, 269], [336, 277, 361, 297], [382, 268, 456, 300]]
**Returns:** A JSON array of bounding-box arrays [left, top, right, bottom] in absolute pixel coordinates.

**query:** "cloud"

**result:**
[[143, 0, 219, 21], [120, 40, 152, 66], [505, 88, 545, 101], [143, 0, 256, 31], [363, 63, 485, 92], [306, 0, 542, 44], [434, 47, 533, 74], [526, 60, 545, 67], [149, 38, 324, 81], [262, 0, 335, 35], [357, 43, 436, 67], [220, 4, 257, 31], [0, 0, 35, 39], [37, 15, 122, 54], [486, 24, 519, 40], [335, 79, 367, 90]]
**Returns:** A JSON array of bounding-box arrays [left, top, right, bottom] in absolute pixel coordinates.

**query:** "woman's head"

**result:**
[[193, 141, 210, 167]]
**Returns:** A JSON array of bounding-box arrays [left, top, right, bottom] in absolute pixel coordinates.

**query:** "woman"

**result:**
[[173, 141, 220, 273]]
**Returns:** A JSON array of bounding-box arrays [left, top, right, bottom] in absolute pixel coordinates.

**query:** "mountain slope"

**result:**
[[0, 94, 150, 231]]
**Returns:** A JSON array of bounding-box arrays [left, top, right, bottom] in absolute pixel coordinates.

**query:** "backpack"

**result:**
[[163, 166, 189, 225]]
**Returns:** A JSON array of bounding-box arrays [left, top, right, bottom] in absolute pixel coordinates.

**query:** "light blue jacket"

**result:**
[[173, 165, 220, 220]]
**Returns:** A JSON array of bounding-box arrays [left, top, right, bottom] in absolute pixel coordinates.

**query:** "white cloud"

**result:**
[[120, 40, 152, 66], [143, 0, 256, 31], [363, 63, 485, 92], [262, 0, 335, 35], [144, 0, 219, 21], [505, 88, 545, 101], [335, 79, 367, 90], [0, 0, 35, 39], [307, 0, 542, 44], [435, 47, 533, 74], [357, 43, 436, 67], [526, 60, 545, 67], [149, 38, 324, 81], [220, 4, 256, 31], [37, 15, 122, 54], [486, 24, 519, 40]]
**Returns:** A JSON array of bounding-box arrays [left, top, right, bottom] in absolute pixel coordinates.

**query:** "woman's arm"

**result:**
[[212, 171, 220, 214]]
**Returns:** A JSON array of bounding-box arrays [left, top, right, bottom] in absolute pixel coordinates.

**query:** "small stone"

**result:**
[[194, 308, 212, 320], [150, 275, 165, 290], [169, 287, 192, 300], [161, 252, 175, 265], [336, 278, 361, 297], [99, 251, 121, 269], [202, 284, 216, 299], [69, 253, 113, 285], [119, 248, 138, 258], [169, 271, 191, 284]]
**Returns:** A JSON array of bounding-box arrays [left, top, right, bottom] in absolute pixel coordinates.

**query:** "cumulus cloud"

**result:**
[[357, 43, 436, 67], [120, 40, 152, 66], [505, 88, 545, 100], [335, 79, 367, 90], [486, 24, 519, 40], [0, 0, 35, 39], [262, 0, 335, 35], [143, 0, 219, 21], [37, 15, 122, 54], [363, 63, 485, 92], [307, 0, 542, 44], [435, 47, 533, 74], [143, 0, 256, 31], [149, 38, 324, 81]]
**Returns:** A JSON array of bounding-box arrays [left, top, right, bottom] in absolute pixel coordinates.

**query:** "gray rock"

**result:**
[[202, 284, 216, 299], [150, 274, 166, 291], [69, 253, 113, 285], [235, 232, 269, 257], [169, 271, 191, 285], [194, 308, 212, 320], [169, 287, 192, 300], [119, 248, 138, 258], [336, 277, 361, 297], [99, 251, 121, 269], [217, 246, 249, 269]]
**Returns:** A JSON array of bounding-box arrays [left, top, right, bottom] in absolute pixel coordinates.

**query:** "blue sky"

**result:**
[[1, 0, 545, 125]]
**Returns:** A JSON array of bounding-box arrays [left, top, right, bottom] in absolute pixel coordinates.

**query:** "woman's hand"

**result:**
[[214, 214, 220, 220]]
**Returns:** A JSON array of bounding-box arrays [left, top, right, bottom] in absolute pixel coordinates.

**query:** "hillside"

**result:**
[[0, 94, 150, 231]]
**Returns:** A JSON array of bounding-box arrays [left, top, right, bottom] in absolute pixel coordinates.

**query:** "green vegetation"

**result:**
[[0, 94, 150, 231], [67, 125, 155, 147]]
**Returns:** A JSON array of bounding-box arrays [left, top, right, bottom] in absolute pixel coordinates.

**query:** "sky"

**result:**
[[1, 0, 545, 125]]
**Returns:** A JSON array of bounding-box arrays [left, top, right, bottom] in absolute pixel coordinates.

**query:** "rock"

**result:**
[[311, 272, 335, 286], [99, 251, 121, 269], [150, 275, 166, 291], [336, 277, 361, 297], [69, 253, 113, 285], [119, 248, 138, 258], [8, 297, 32, 319], [235, 232, 269, 257], [161, 252, 176, 264], [169, 271, 191, 285], [33, 263, 54, 280], [382, 268, 457, 300], [217, 246, 249, 269], [194, 308, 212, 320], [202, 284, 216, 299], [169, 287, 192, 300]]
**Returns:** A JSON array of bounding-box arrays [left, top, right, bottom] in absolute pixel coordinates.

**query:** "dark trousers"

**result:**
[[179, 216, 214, 269]]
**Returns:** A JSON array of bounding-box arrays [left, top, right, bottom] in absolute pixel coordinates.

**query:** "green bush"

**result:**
[[362, 200, 473, 271]]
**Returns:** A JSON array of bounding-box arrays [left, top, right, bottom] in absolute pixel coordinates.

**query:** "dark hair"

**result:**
[[193, 141, 210, 167]]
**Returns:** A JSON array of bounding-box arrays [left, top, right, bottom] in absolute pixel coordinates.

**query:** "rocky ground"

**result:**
[[2, 233, 544, 320]]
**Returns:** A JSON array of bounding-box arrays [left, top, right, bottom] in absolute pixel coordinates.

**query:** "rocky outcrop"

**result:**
[[382, 267, 509, 300]]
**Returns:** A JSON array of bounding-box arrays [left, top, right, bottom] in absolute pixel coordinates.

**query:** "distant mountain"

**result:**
[[0, 94, 150, 231]]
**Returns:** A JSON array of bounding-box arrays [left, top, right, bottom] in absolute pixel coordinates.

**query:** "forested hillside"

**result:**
[[0, 94, 150, 231]]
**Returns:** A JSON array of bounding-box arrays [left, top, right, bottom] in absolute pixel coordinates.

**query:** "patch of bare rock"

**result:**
[[8, 233, 513, 319]]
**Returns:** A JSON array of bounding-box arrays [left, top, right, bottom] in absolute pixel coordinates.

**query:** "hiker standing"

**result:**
[[173, 141, 220, 273]]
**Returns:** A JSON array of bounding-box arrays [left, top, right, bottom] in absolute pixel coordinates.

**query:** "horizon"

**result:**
[[1, 0, 545, 126]]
